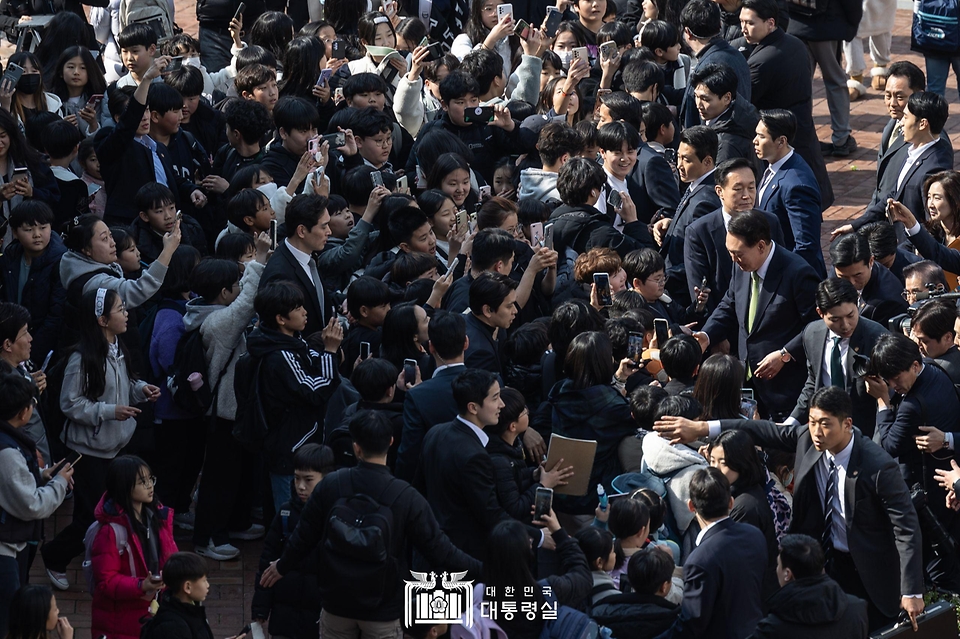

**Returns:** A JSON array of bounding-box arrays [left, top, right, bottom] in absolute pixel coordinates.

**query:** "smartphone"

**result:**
[[543, 7, 562, 38], [885, 199, 897, 226], [269, 219, 278, 250], [530, 222, 544, 247], [316, 68, 333, 87], [371, 171, 384, 188], [600, 40, 618, 61], [468, 211, 478, 233], [360, 341, 371, 360], [1, 62, 23, 89], [654, 318, 670, 347], [496, 3, 513, 21], [50, 451, 82, 477], [165, 56, 184, 73], [334, 87, 344, 101], [11, 167, 28, 183], [448, 256, 460, 274], [322, 132, 345, 147], [544, 223, 554, 250], [41, 349, 54, 373], [607, 189, 622, 211], [741, 388, 755, 401], [175, 210, 182, 222], [455, 209, 469, 235], [534, 486, 553, 520], [628, 332, 644, 363], [233, 2, 245, 21], [403, 358, 418, 386], [381, 0, 397, 15], [740, 397, 758, 418], [594, 272, 612, 307], [514, 18, 531, 40], [464, 106, 495, 123], [331, 39, 347, 60], [397, 174, 409, 193], [86, 94, 104, 110], [426, 41, 444, 61], [308, 136, 320, 155], [572, 46, 589, 63], [479, 185, 491, 199]]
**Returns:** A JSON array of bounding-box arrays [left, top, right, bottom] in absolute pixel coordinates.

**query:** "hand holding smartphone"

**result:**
[[403, 359, 418, 386], [534, 487, 553, 521], [594, 273, 612, 307], [51, 452, 82, 478], [654, 318, 670, 347]]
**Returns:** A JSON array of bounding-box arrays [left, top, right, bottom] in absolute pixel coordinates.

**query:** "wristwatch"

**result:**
[[779, 348, 791, 363]]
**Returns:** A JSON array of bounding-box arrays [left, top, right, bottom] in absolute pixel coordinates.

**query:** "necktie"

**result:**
[[677, 185, 693, 214], [747, 272, 761, 333], [308, 256, 326, 323], [822, 459, 837, 556], [830, 337, 845, 388], [889, 120, 903, 149], [757, 167, 774, 203]]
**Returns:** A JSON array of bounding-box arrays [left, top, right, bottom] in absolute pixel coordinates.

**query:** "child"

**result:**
[[40, 120, 89, 226], [6, 585, 76, 639], [658, 335, 701, 396], [590, 547, 680, 638], [116, 24, 158, 89], [622, 248, 707, 324], [209, 99, 272, 185], [342, 276, 390, 377], [247, 281, 341, 511], [110, 228, 146, 277], [365, 206, 441, 281], [219, 189, 276, 247], [40, 289, 161, 591], [574, 527, 619, 608], [164, 65, 228, 166], [348, 358, 405, 468], [50, 46, 107, 137], [638, 20, 691, 106], [79, 139, 106, 218], [146, 83, 209, 211], [0, 202, 67, 369], [89, 455, 177, 639], [492, 158, 516, 200], [260, 96, 318, 187], [141, 552, 214, 639], [235, 64, 280, 114], [130, 184, 207, 264], [607, 497, 650, 590], [391, 252, 439, 288], [251, 444, 335, 639], [162, 30, 246, 100], [214, 233, 258, 273]]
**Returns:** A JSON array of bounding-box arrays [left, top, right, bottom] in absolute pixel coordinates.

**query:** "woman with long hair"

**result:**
[[6, 585, 73, 639], [923, 171, 960, 290], [0, 52, 63, 125], [452, 0, 519, 78], [349, 11, 406, 99], [279, 36, 334, 121], [380, 301, 432, 379], [0, 107, 58, 219], [417, 188, 462, 267], [249, 12, 296, 71], [89, 455, 177, 639], [693, 354, 747, 420]]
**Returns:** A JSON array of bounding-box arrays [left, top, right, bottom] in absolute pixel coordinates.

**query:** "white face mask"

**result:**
[[556, 50, 573, 69]]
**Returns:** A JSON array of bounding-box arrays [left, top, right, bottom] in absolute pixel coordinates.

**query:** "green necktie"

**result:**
[[747, 272, 761, 333], [830, 336, 845, 388]]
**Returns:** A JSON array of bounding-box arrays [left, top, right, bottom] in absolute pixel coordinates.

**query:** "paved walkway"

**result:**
[[14, 6, 960, 638]]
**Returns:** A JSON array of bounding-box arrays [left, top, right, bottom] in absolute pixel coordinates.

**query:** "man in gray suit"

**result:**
[[782, 278, 888, 438]]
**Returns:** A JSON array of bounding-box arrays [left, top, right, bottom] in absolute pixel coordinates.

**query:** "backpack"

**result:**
[[324, 424, 357, 469], [82, 521, 136, 595], [318, 470, 407, 609], [232, 353, 268, 450], [538, 583, 599, 639], [119, 0, 175, 42], [912, 0, 960, 55], [785, 0, 829, 17], [165, 327, 226, 416], [138, 299, 185, 383]]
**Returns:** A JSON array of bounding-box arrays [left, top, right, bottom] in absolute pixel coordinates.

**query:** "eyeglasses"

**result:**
[[369, 137, 392, 148], [647, 276, 667, 286], [138, 475, 157, 488]]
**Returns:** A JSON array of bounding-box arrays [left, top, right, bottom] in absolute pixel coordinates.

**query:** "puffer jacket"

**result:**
[[90, 495, 177, 639], [712, 98, 763, 178], [486, 435, 538, 523], [591, 592, 680, 639]]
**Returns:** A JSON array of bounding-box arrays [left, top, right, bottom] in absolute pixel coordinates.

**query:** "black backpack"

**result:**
[[232, 353, 268, 451], [166, 326, 226, 416], [319, 470, 407, 609], [138, 299, 185, 383], [324, 424, 358, 469]]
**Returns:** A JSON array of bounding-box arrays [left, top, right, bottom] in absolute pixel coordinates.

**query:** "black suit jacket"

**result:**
[[702, 245, 819, 417], [464, 313, 503, 375], [260, 241, 334, 338], [720, 419, 924, 618], [684, 208, 785, 313], [655, 518, 767, 639], [627, 142, 681, 224], [787, 316, 888, 437], [859, 261, 908, 327], [395, 363, 464, 482], [663, 177, 722, 272]]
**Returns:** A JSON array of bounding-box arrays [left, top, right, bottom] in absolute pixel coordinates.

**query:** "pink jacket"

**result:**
[[90, 495, 178, 639]]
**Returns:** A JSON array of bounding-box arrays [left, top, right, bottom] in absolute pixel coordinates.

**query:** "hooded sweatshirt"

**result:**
[[60, 250, 168, 310], [640, 434, 708, 535], [751, 574, 869, 639], [518, 168, 561, 205]]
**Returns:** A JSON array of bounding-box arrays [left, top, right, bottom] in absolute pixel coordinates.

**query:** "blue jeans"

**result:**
[[270, 473, 294, 510], [925, 54, 960, 101]]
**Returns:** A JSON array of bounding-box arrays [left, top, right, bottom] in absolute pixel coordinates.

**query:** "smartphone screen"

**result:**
[[322, 132, 345, 147], [316, 68, 332, 87], [654, 318, 670, 347], [740, 398, 758, 418], [741, 388, 755, 401], [403, 359, 418, 385], [360, 342, 371, 360], [607, 189, 622, 211], [514, 19, 530, 39], [464, 106, 495, 123], [594, 273, 612, 307], [534, 487, 553, 520], [628, 332, 644, 363]]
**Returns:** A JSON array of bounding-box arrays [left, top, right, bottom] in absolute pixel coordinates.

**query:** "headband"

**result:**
[[373, 15, 389, 24], [95, 288, 108, 317]]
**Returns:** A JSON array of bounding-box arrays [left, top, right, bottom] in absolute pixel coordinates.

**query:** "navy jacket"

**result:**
[[662, 177, 721, 273], [858, 261, 908, 328], [464, 313, 504, 375], [396, 363, 464, 482], [627, 142, 682, 223], [260, 241, 335, 338]]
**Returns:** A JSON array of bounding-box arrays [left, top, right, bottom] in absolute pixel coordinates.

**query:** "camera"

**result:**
[[850, 352, 874, 378], [887, 288, 960, 335]]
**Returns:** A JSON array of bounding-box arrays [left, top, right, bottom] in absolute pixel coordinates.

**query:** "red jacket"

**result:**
[[91, 495, 178, 639]]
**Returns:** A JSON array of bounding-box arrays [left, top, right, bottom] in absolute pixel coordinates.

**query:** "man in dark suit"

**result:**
[[679, 0, 752, 129], [829, 234, 907, 328], [877, 62, 926, 162], [911, 300, 960, 384], [784, 278, 888, 438], [654, 386, 926, 632], [654, 467, 767, 639], [869, 333, 960, 591], [684, 158, 784, 311], [414, 369, 545, 561], [754, 109, 825, 278], [396, 311, 469, 482], [858, 221, 922, 285], [693, 208, 819, 419], [738, 0, 833, 208], [259, 194, 335, 338], [622, 132, 681, 225], [464, 273, 518, 375]]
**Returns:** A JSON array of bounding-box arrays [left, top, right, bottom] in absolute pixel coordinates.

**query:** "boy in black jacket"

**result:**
[[129, 183, 208, 264], [341, 276, 390, 377], [142, 552, 216, 639], [40, 120, 89, 228], [252, 443, 335, 639], [246, 281, 342, 512], [261, 97, 318, 187]]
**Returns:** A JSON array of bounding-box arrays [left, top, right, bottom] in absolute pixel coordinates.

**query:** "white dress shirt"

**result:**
[[456, 415, 489, 447], [285, 238, 316, 286], [815, 434, 854, 553], [896, 140, 938, 191], [695, 516, 730, 546], [758, 149, 794, 203]]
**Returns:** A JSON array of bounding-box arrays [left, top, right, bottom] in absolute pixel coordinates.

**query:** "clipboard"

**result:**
[[545, 434, 597, 496]]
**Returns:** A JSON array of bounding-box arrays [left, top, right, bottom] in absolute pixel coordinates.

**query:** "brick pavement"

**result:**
[[8, 6, 960, 638]]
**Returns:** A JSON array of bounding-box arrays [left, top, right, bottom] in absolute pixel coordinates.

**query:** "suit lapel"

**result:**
[[894, 143, 941, 199], [796, 445, 823, 502], [749, 250, 784, 335], [812, 323, 827, 389], [845, 323, 867, 394], [282, 244, 322, 312], [844, 436, 862, 524]]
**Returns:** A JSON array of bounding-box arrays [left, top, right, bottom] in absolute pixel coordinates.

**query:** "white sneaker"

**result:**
[[46, 568, 69, 590], [174, 512, 195, 530], [229, 524, 266, 541], [195, 542, 240, 561]]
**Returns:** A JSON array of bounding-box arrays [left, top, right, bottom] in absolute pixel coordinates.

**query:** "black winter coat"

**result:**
[[591, 593, 680, 639], [786, 0, 862, 42], [485, 435, 538, 524], [407, 114, 525, 184], [141, 590, 216, 639], [748, 574, 868, 639], [127, 215, 208, 265], [548, 203, 654, 262]]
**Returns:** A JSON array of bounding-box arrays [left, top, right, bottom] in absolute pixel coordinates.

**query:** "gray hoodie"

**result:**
[[0, 443, 68, 558], [519, 168, 561, 203], [60, 344, 149, 459], [182, 260, 264, 421], [60, 250, 167, 309]]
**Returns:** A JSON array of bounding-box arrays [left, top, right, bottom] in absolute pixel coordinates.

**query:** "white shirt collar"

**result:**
[[721, 209, 733, 231], [755, 242, 777, 280], [456, 415, 489, 447], [767, 148, 794, 174], [695, 516, 730, 546], [689, 168, 717, 192], [907, 138, 938, 161], [433, 362, 465, 375], [285, 238, 312, 266], [825, 432, 855, 469]]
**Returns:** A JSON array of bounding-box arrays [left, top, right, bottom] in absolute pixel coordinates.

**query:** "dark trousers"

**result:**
[[828, 550, 896, 632], [199, 26, 234, 73], [41, 454, 112, 572], [193, 418, 253, 547], [0, 555, 20, 638], [154, 417, 208, 514]]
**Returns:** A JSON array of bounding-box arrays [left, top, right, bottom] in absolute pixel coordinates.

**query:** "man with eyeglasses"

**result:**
[[901, 260, 948, 308]]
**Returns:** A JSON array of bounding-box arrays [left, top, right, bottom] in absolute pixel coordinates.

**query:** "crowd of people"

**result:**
[[0, 0, 955, 636]]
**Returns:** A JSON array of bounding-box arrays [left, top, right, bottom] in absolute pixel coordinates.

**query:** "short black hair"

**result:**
[[741, 0, 780, 23], [148, 82, 184, 115], [428, 310, 467, 360], [388, 206, 430, 245], [108, 85, 135, 123], [727, 209, 771, 246], [640, 101, 673, 142], [759, 109, 796, 145], [41, 119, 83, 160], [557, 157, 608, 206], [638, 20, 680, 51], [680, 125, 718, 163], [815, 277, 859, 312], [503, 322, 550, 367], [392, 251, 437, 286], [0, 373, 33, 421], [597, 19, 634, 47], [608, 496, 650, 540], [459, 48, 503, 97], [809, 386, 853, 422], [452, 368, 499, 414], [691, 63, 738, 100], [715, 157, 755, 187], [255, 281, 306, 331], [164, 64, 204, 98], [627, 547, 675, 596], [286, 194, 329, 234], [274, 96, 319, 134], [537, 122, 582, 166], [688, 467, 731, 519], [293, 442, 336, 474], [660, 335, 701, 380], [225, 98, 272, 145], [135, 183, 176, 213], [350, 106, 392, 138], [439, 70, 480, 103], [9, 201, 54, 230], [342, 72, 389, 99], [680, 0, 721, 39], [906, 91, 949, 134], [192, 259, 242, 303], [600, 91, 642, 129], [346, 276, 390, 319], [623, 248, 665, 283], [857, 222, 899, 260], [778, 534, 825, 579], [597, 120, 642, 152], [235, 64, 277, 95], [352, 357, 399, 402], [349, 409, 394, 456], [622, 61, 664, 96], [887, 60, 926, 93], [471, 228, 516, 272], [870, 332, 922, 380], [161, 552, 207, 594], [215, 232, 256, 262], [829, 232, 871, 268], [912, 299, 957, 341], [236, 46, 277, 73], [117, 23, 157, 49], [469, 271, 518, 315]]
